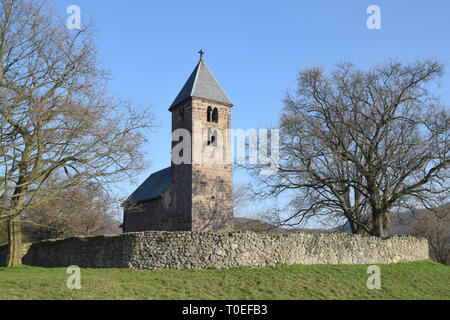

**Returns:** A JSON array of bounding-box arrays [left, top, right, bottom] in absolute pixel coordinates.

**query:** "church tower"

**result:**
[[169, 51, 234, 232]]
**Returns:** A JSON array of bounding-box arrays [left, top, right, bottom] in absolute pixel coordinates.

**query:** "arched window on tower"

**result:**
[[212, 108, 218, 123], [207, 128, 217, 146], [207, 106, 212, 122]]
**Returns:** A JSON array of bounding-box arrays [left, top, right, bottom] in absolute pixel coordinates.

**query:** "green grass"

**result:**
[[0, 260, 448, 300]]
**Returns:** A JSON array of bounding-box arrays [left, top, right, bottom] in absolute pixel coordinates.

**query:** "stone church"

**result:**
[[122, 52, 234, 233]]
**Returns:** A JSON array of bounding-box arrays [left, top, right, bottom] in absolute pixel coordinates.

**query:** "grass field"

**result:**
[[0, 260, 448, 300]]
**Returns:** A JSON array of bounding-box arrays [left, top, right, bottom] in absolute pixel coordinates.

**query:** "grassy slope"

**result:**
[[0, 261, 448, 300]]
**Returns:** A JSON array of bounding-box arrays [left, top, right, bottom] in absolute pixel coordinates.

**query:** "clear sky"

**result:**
[[51, 0, 450, 224]]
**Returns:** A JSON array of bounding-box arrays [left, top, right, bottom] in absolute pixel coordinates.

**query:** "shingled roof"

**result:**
[[124, 167, 171, 204], [169, 57, 233, 109]]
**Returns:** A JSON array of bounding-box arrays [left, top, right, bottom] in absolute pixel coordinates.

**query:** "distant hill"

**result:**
[[335, 204, 449, 236], [236, 203, 449, 237], [233, 217, 285, 233], [334, 213, 421, 235], [233, 217, 334, 234]]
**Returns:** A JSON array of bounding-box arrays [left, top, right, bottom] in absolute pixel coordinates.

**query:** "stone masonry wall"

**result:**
[[123, 198, 164, 232], [170, 97, 234, 232], [170, 99, 193, 231], [0, 231, 429, 269], [191, 97, 233, 232]]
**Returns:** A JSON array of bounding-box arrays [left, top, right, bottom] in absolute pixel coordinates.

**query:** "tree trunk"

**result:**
[[6, 215, 22, 267], [371, 210, 386, 238]]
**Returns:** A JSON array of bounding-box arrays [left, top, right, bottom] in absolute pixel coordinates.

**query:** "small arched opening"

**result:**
[[207, 129, 217, 146], [212, 108, 218, 123], [207, 106, 212, 122]]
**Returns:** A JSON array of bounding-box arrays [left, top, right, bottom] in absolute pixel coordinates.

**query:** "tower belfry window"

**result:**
[[212, 108, 218, 123], [207, 106, 212, 122]]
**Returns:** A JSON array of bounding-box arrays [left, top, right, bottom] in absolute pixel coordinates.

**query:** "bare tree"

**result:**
[[410, 203, 449, 265], [21, 175, 122, 242], [233, 183, 251, 217], [0, 0, 153, 266], [250, 59, 449, 238]]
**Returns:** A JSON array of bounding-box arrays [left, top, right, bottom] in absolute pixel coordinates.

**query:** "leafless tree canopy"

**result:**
[[233, 183, 252, 217], [409, 203, 449, 265], [251, 59, 449, 238], [0, 0, 153, 266], [22, 175, 122, 242]]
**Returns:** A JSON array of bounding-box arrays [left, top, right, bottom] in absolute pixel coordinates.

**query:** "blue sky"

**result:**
[[52, 0, 450, 224]]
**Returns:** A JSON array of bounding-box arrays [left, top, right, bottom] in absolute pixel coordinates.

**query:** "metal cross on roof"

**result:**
[[198, 50, 205, 59]]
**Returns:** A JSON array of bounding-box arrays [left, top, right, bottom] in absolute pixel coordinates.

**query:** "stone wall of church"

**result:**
[[190, 98, 233, 232], [0, 231, 429, 269], [170, 99, 194, 230], [169, 97, 234, 232], [123, 198, 164, 232], [123, 186, 190, 232]]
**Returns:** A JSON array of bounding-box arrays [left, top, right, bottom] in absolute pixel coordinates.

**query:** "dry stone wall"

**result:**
[[0, 231, 429, 269]]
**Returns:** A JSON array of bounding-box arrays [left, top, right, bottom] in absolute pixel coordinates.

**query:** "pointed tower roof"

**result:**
[[169, 53, 233, 109]]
